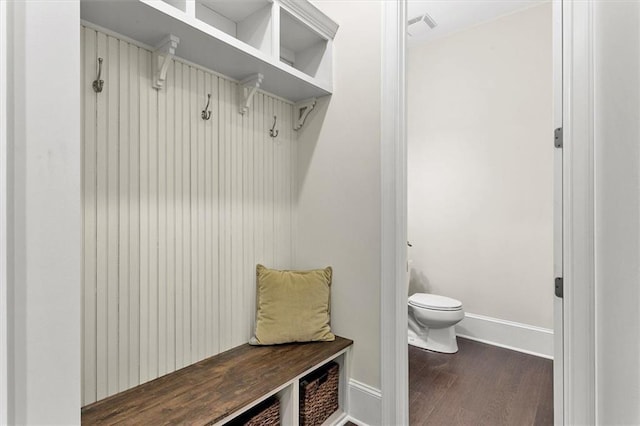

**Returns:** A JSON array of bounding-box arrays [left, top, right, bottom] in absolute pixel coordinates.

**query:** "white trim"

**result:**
[[277, 0, 339, 40], [347, 380, 381, 426], [336, 416, 366, 426], [0, 0, 8, 423], [562, 0, 596, 424], [455, 313, 554, 359], [552, 0, 564, 424], [380, 1, 408, 425]]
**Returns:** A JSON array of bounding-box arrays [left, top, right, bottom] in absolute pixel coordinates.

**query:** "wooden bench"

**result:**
[[81, 336, 353, 425]]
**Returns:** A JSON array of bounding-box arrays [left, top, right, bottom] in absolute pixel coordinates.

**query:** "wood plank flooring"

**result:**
[[409, 338, 553, 426]]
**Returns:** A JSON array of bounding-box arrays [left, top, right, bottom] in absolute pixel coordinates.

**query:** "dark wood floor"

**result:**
[[409, 338, 553, 426]]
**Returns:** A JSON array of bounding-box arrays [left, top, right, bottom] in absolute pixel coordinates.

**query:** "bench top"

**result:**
[[81, 336, 353, 425]]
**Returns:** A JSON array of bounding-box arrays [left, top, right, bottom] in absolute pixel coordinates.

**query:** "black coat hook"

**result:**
[[93, 57, 104, 93], [269, 115, 279, 138], [201, 94, 212, 120]]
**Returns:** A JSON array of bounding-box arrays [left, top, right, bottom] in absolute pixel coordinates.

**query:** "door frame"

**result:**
[[560, 0, 597, 424], [552, 0, 564, 423], [0, 0, 8, 423], [380, 1, 408, 424], [379, 1, 578, 424]]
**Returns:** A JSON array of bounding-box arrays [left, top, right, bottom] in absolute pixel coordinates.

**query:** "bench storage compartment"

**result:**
[[299, 361, 339, 426], [81, 336, 352, 425], [229, 396, 279, 426]]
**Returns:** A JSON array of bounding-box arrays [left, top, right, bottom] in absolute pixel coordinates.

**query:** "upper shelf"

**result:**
[[81, 0, 338, 102]]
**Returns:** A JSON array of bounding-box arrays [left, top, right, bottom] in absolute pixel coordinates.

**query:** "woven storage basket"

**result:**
[[228, 396, 280, 426], [299, 362, 339, 426]]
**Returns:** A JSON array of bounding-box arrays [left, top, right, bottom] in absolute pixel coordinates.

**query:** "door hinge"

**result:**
[[554, 127, 563, 148], [555, 277, 563, 298]]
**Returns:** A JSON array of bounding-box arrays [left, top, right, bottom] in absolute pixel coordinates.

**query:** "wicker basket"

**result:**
[[299, 362, 339, 426], [228, 396, 280, 426]]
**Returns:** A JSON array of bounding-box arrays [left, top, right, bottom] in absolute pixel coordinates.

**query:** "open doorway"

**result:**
[[405, 1, 557, 424]]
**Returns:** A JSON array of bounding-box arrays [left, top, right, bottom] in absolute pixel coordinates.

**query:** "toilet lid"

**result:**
[[408, 293, 462, 311]]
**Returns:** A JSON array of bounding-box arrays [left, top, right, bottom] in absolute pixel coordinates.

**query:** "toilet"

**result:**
[[408, 293, 464, 353]]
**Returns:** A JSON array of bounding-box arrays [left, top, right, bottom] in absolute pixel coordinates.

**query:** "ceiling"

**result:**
[[407, 0, 547, 44]]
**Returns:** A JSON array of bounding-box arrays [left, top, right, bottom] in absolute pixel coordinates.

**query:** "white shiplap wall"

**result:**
[[81, 26, 296, 405]]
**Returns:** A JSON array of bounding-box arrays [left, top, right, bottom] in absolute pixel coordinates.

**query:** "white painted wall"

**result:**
[[298, 0, 382, 395], [593, 2, 640, 423], [407, 3, 554, 329], [7, 0, 82, 423], [81, 26, 297, 405]]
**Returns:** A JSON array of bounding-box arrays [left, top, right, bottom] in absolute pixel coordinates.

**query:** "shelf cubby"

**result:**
[[81, 0, 337, 105], [160, 0, 187, 12], [195, 0, 274, 55], [279, 8, 330, 81]]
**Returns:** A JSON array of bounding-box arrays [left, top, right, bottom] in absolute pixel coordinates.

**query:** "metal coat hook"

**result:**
[[269, 115, 279, 138], [93, 58, 104, 93], [201, 94, 212, 120]]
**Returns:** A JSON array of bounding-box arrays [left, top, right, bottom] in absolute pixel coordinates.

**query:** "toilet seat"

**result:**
[[408, 293, 462, 311]]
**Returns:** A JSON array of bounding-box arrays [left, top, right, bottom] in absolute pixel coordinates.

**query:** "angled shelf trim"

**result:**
[[293, 97, 316, 130], [152, 34, 180, 90], [239, 73, 264, 114]]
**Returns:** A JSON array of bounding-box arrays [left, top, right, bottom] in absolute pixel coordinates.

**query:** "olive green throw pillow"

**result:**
[[249, 264, 335, 345]]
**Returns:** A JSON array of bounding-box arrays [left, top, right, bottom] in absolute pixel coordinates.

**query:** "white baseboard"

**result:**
[[455, 312, 554, 359], [347, 379, 381, 426]]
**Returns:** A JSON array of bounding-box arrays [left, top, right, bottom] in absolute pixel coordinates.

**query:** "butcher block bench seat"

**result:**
[[81, 336, 353, 425]]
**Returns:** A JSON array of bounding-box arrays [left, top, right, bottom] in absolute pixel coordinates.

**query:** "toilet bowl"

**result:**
[[408, 293, 464, 353]]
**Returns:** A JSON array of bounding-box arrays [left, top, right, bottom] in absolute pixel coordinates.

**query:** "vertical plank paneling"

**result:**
[[181, 62, 192, 367], [128, 43, 140, 389], [138, 47, 150, 385], [157, 58, 168, 377], [204, 74, 213, 355], [95, 30, 109, 402], [174, 62, 184, 369], [148, 57, 159, 379], [166, 61, 176, 373], [242, 93, 254, 340], [82, 27, 97, 406], [106, 35, 120, 397], [264, 97, 274, 268], [274, 99, 283, 269], [287, 102, 294, 264], [196, 70, 206, 361], [189, 66, 199, 363], [117, 38, 130, 393], [211, 73, 220, 355], [82, 26, 298, 405], [254, 93, 265, 269], [220, 79, 231, 352], [231, 77, 242, 348], [283, 102, 293, 266]]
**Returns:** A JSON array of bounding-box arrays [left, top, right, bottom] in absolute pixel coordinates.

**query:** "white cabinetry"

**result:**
[[81, 0, 338, 103]]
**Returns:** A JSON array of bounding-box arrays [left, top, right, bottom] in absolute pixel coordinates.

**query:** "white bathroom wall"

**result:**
[[297, 2, 382, 423], [593, 2, 640, 423], [81, 26, 296, 405], [407, 3, 554, 329]]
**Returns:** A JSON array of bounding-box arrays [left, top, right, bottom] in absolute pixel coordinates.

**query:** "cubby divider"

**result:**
[[81, 0, 338, 103]]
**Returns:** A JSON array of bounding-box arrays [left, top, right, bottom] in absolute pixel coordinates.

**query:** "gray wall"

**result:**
[[297, 0, 382, 390]]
